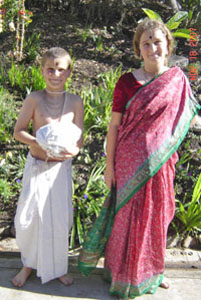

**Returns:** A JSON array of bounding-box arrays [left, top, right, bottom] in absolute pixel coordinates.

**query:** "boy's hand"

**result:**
[[60, 146, 79, 158]]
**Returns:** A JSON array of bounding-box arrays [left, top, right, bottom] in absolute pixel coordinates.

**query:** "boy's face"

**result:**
[[42, 56, 71, 92]]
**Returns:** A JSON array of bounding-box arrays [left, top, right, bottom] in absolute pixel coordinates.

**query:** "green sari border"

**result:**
[[126, 69, 169, 110], [107, 272, 164, 298], [116, 97, 200, 214]]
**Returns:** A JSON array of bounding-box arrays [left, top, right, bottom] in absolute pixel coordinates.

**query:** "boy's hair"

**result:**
[[41, 47, 72, 69], [133, 18, 174, 64]]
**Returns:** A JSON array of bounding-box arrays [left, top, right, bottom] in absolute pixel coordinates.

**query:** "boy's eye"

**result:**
[[47, 68, 54, 72]]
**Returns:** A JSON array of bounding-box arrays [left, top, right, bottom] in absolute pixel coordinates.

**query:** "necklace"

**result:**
[[44, 92, 65, 120], [45, 88, 66, 95]]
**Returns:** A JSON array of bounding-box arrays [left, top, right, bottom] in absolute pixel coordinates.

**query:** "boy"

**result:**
[[12, 47, 84, 287]]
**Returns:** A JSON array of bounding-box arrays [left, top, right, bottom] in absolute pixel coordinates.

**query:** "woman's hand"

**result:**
[[104, 166, 116, 189]]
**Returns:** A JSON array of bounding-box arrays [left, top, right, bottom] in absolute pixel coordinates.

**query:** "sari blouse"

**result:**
[[112, 72, 142, 113]]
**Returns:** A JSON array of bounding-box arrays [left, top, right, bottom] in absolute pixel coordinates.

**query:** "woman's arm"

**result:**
[[104, 112, 123, 189]]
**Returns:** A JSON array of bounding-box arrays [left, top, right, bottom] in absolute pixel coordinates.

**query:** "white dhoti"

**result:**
[[15, 153, 73, 284]]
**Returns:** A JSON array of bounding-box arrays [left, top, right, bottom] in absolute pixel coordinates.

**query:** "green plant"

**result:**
[[1, 0, 33, 60], [0, 178, 12, 203], [82, 65, 122, 138], [23, 32, 41, 63], [0, 89, 19, 144], [175, 172, 201, 235], [177, 0, 201, 26], [142, 8, 190, 39], [70, 161, 108, 248]]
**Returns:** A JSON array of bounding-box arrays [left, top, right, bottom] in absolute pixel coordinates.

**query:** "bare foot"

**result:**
[[58, 274, 73, 286], [12, 267, 32, 287], [160, 277, 170, 289]]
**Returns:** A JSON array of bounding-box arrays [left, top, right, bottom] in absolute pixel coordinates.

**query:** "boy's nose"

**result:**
[[54, 70, 60, 77]]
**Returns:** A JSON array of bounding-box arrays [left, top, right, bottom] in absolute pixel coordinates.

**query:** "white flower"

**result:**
[[9, 21, 15, 32]]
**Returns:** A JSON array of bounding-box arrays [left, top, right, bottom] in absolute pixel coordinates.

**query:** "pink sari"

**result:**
[[79, 67, 200, 298]]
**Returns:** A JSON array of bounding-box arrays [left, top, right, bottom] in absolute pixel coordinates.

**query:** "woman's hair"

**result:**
[[133, 18, 174, 62], [41, 47, 72, 69]]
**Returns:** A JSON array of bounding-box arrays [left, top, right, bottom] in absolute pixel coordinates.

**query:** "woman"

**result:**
[[79, 18, 200, 298]]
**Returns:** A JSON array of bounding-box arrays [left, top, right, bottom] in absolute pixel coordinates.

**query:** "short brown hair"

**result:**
[[133, 18, 174, 63], [41, 47, 72, 69]]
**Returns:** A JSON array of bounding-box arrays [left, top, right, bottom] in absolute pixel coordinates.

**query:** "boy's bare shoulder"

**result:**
[[26, 90, 45, 102], [67, 92, 82, 104]]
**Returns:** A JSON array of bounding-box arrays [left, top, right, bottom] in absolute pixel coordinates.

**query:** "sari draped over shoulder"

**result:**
[[78, 67, 200, 298]]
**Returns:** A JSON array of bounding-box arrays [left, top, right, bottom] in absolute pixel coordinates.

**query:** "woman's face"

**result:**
[[139, 28, 168, 67]]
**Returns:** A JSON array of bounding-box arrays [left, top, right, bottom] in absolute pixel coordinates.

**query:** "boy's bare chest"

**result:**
[[34, 100, 75, 132]]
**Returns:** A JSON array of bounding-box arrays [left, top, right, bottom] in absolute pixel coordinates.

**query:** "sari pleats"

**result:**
[[104, 153, 178, 298]]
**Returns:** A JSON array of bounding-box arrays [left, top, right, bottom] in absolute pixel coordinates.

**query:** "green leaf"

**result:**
[[188, 10, 193, 21], [76, 212, 84, 244], [166, 11, 188, 27], [172, 29, 190, 39], [167, 22, 180, 30], [142, 8, 162, 21], [192, 173, 201, 202]]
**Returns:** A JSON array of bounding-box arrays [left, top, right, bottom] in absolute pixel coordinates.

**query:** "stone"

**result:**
[[191, 115, 201, 133], [168, 55, 189, 69], [0, 237, 19, 252], [182, 235, 197, 249]]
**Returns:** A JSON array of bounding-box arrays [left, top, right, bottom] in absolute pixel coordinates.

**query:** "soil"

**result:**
[[0, 7, 201, 249]]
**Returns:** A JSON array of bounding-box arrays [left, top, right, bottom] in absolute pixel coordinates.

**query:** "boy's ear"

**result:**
[[67, 68, 72, 77]]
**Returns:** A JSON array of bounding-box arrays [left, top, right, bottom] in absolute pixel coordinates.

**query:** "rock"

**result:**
[[168, 55, 189, 69], [191, 116, 201, 133], [182, 235, 197, 249], [0, 237, 19, 252], [167, 235, 180, 248], [0, 226, 10, 239], [10, 225, 15, 237]]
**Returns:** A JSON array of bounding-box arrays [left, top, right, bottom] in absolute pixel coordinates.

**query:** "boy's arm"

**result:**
[[14, 95, 38, 147], [74, 96, 84, 149]]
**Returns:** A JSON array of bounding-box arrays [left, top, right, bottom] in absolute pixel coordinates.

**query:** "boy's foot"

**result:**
[[58, 274, 73, 286], [12, 267, 32, 287], [160, 277, 170, 289]]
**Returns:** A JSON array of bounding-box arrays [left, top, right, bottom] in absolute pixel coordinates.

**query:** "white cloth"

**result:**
[[15, 153, 73, 284], [36, 121, 81, 158], [36, 92, 82, 158]]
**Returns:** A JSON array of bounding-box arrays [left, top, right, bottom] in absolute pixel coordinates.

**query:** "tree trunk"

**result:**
[[168, 0, 179, 12]]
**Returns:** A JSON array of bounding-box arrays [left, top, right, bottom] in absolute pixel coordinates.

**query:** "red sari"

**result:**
[[79, 67, 200, 298]]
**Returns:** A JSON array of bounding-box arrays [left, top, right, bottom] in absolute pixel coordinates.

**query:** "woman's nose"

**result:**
[[150, 43, 157, 52]]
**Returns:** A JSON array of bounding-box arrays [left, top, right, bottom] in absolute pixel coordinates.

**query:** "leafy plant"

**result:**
[[23, 32, 41, 63], [175, 172, 201, 234], [70, 161, 108, 248], [0, 89, 19, 144], [142, 8, 190, 39], [176, 0, 201, 26]]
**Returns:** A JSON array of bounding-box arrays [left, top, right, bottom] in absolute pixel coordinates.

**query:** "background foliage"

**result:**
[[0, 0, 201, 248]]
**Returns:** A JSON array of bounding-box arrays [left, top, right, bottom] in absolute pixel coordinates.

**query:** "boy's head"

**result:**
[[41, 47, 72, 92], [42, 47, 72, 69]]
